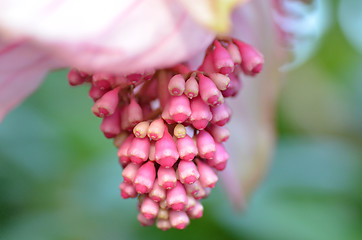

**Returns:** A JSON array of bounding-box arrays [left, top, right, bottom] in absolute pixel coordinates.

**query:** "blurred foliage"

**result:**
[[1, 1, 361, 239]]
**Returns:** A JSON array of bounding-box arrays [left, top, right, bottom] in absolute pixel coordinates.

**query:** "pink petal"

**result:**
[[0, 40, 61, 122], [0, 0, 215, 74], [219, 0, 286, 208]]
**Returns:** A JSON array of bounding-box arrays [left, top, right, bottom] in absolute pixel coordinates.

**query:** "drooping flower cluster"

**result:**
[[67, 37, 263, 230]]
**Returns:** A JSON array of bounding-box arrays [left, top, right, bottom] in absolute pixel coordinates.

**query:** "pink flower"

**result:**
[[0, 0, 319, 230]]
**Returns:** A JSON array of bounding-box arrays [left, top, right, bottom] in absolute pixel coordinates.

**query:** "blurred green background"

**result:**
[[1, 1, 361, 239]]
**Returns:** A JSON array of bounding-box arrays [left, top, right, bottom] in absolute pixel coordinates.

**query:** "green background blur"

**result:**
[[1, 1, 361, 240]]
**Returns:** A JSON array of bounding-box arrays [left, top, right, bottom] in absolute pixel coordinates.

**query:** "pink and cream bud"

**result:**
[[198, 73, 224, 107], [168, 74, 185, 96], [174, 124, 186, 138], [196, 130, 216, 160], [177, 160, 200, 184], [196, 159, 218, 188], [155, 129, 179, 168], [156, 219, 172, 231], [190, 96, 212, 130], [187, 200, 204, 219], [128, 137, 150, 164], [119, 182, 138, 199], [168, 95, 191, 123], [233, 39, 264, 75], [227, 42, 242, 64], [208, 143, 229, 171], [134, 161, 156, 194], [133, 121, 150, 138], [137, 213, 155, 226], [176, 135, 198, 161], [184, 75, 199, 99], [208, 73, 230, 91], [210, 103, 232, 126], [158, 166, 177, 189], [169, 210, 190, 230], [207, 125, 230, 142], [149, 180, 166, 202], [167, 181, 188, 211], [127, 97, 143, 127], [122, 163, 141, 184], [140, 197, 159, 219], [100, 108, 121, 138], [92, 87, 120, 117], [148, 118, 166, 140], [212, 40, 234, 74]]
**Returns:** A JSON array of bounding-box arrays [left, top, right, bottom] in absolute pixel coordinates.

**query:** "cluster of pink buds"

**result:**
[[67, 37, 263, 230]]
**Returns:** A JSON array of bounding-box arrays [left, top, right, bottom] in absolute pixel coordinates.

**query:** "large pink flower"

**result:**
[[0, 0, 318, 227]]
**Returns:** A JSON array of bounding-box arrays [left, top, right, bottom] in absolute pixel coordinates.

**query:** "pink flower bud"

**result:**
[[167, 181, 188, 211], [137, 213, 155, 226], [193, 185, 207, 200], [184, 75, 199, 99], [119, 182, 137, 199], [92, 87, 120, 117], [127, 97, 143, 127], [168, 74, 185, 96], [210, 102, 232, 126], [212, 40, 234, 74], [117, 134, 134, 166], [134, 161, 156, 194], [198, 50, 216, 73], [140, 197, 159, 219], [221, 73, 242, 97], [208, 143, 229, 171], [147, 118, 165, 140], [158, 166, 177, 189], [67, 68, 86, 86], [209, 73, 230, 91], [196, 130, 216, 160], [176, 135, 198, 161], [149, 179, 166, 202], [187, 200, 204, 219], [169, 210, 190, 230], [184, 195, 196, 212], [155, 129, 179, 168], [198, 73, 224, 107], [207, 125, 230, 142], [156, 219, 171, 231], [161, 103, 175, 125], [89, 84, 108, 101], [122, 163, 141, 184], [100, 108, 121, 138], [196, 159, 218, 188], [190, 96, 212, 130], [184, 180, 202, 196], [92, 73, 115, 90], [128, 137, 150, 164], [233, 39, 264, 75], [227, 42, 242, 64], [133, 121, 150, 138], [114, 76, 129, 88], [177, 160, 200, 184], [169, 95, 191, 123]]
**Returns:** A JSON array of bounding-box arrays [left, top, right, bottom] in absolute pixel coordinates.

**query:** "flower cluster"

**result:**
[[67, 37, 263, 230]]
